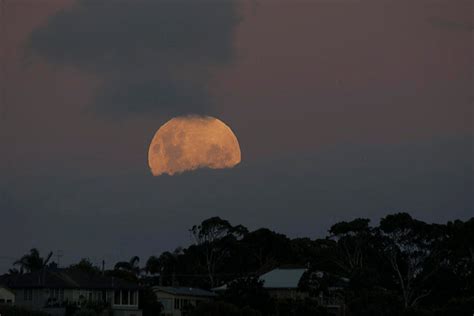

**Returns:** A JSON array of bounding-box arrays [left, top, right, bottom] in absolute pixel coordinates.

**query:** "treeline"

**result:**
[[10, 213, 474, 315]]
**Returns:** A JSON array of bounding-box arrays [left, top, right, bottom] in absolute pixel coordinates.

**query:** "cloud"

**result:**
[[28, 0, 240, 116], [94, 78, 211, 116]]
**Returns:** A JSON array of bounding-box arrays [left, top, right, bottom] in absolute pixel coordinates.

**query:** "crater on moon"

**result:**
[[148, 115, 241, 176]]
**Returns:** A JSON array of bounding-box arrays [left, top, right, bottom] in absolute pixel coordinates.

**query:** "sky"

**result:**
[[0, 0, 472, 272]]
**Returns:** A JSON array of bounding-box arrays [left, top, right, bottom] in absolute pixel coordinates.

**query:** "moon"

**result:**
[[148, 116, 241, 176]]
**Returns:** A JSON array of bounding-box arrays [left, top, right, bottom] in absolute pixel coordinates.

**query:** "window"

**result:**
[[49, 288, 64, 301], [6, 299, 12, 304], [130, 291, 135, 305], [122, 290, 129, 305], [0, 299, 5, 303], [23, 289, 33, 301], [114, 290, 121, 305], [174, 298, 180, 309]]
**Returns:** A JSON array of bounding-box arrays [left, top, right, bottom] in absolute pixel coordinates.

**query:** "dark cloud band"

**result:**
[[28, 0, 240, 116]]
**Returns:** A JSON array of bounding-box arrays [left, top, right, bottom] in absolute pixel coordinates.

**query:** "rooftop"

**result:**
[[153, 286, 216, 298], [0, 269, 139, 290], [259, 268, 307, 289], [212, 267, 307, 291]]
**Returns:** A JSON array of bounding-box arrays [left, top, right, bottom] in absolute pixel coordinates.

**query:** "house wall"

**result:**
[[0, 287, 15, 305], [111, 289, 141, 316], [154, 291, 211, 316], [13, 288, 108, 309], [13, 288, 141, 316], [13, 288, 47, 309]]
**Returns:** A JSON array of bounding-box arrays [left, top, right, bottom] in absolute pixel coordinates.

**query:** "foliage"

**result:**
[[139, 287, 163, 316], [190, 301, 261, 316], [222, 276, 274, 315], [13, 248, 53, 273], [68, 258, 101, 275], [0, 305, 49, 316], [190, 216, 248, 287], [21, 213, 473, 316], [114, 256, 141, 277], [275, 298, 329, 316]]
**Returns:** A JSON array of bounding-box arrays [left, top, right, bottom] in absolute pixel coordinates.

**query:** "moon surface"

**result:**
[[148, 116, 241, 176]]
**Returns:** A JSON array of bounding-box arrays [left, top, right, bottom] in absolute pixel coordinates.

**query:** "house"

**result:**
[[0, 269, 141, 316], [152, 286, 216, 316], [213, 266, 347, 316], [212, 267, 309, 299], [0, 285, 15, 305], [258, 267, 309, 299]]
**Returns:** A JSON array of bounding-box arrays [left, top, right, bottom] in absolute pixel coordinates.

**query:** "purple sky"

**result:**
[[0, 0, 472, 272]]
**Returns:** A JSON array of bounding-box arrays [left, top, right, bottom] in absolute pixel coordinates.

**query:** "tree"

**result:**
[[14, 248, 53, 273], [223, 277, 274, 315], [379, 213, 445, 308], [139, 287, 163, 316], [114, 256, 141, 277], [241, 228, 294, 273], [328, 218, 372, 277], [68, 258, 101, 275], [8, 268, 21, 275], [145, 251, 179, 286], [144, 255, 160, 275], [190, 217, 248, 287]]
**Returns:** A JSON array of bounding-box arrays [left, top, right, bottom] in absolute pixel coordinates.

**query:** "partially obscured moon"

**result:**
[[148, 116, 241, 176]]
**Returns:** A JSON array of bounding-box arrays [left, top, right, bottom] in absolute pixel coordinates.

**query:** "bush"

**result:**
[[190, 301, 261, 316], [275, 298, 329, 316], [0, 305, 49, 316]]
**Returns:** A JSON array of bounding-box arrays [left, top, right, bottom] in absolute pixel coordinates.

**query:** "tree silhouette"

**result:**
[[190, 217, 248, 287], [14, 248, 53, 273], [114, 256, 141, 277]]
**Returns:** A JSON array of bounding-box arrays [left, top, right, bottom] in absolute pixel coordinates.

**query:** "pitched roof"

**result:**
[[259, 268, 306, 289], [153, 286, 216, 298], [212, 267, 307, 292], [0, 269, 139, 290]]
